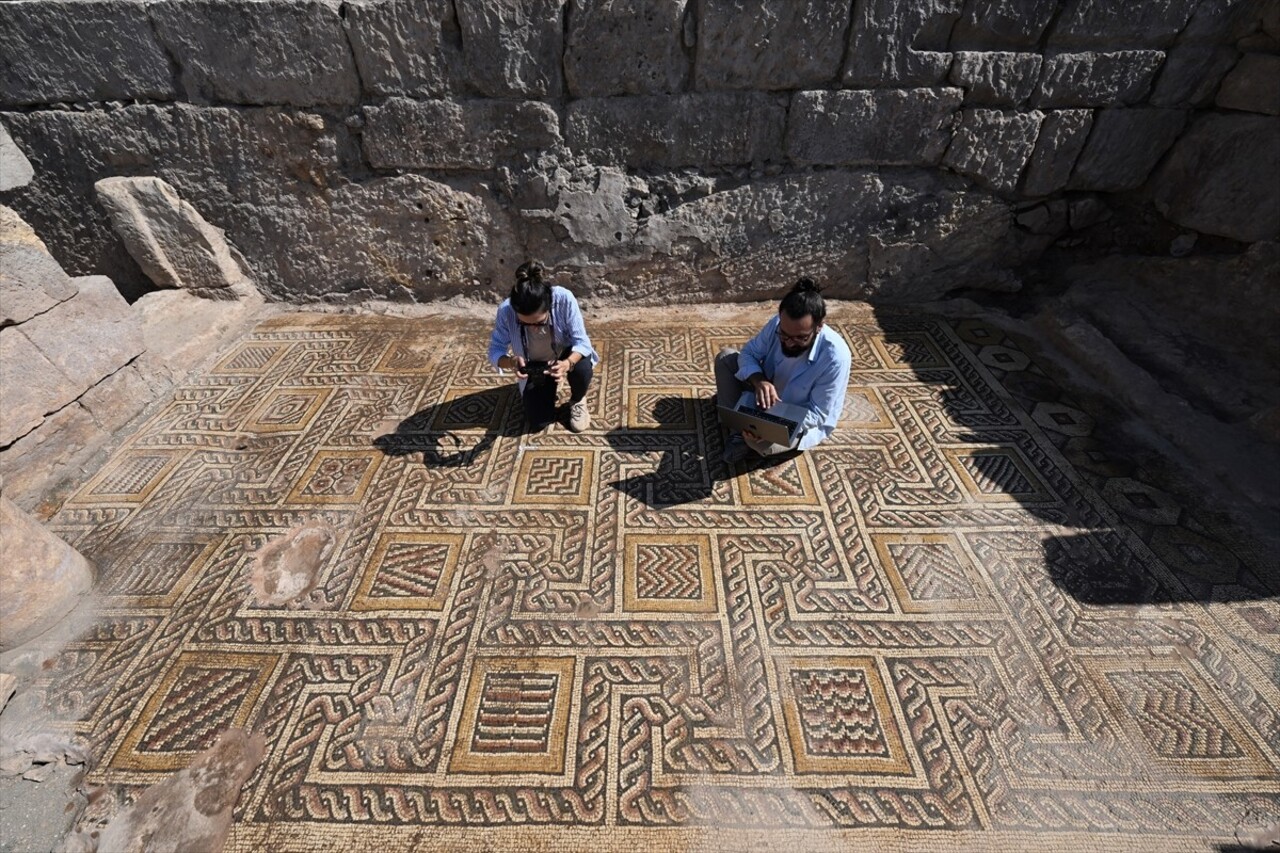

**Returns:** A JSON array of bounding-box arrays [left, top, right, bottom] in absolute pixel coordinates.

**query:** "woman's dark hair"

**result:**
[[779, 277, 826, 324], [509, 261, 552, 315]]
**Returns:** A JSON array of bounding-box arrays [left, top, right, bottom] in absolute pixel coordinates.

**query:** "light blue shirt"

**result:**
[[488, 285, 599, 372], [735, 315, 852, 451]]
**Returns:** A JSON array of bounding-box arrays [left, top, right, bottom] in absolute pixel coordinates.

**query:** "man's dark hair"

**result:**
[[510, 261, 552, 315], [779, 277, 826, 324]]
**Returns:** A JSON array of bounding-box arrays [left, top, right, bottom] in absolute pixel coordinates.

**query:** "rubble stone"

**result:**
[[0, 496, 94, 652], [786, 89, 962, 167], [95, 176, 254, 299]]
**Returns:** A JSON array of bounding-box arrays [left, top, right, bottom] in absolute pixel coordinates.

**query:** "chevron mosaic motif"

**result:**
[[37, 310, 1279, 850]]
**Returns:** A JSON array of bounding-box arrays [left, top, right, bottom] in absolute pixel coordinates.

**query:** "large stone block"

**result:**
[[151, 0, 360, 106], [95, 176, 253, 298], [0, 401, 109, 511], [1, 123, 34, 191], [943, 109, 1043, 194], [1216, 53, 1280, 115], [567, 93, 785, 168], [950, 52, 1042, 105], [1149, 113, 1280, 243], [843, 0, 963, 87], [0, 496, 94, 651], [0, 204, 48, 252], [1068, 107, 1186, 192], [1035, 51, 1166, 108], [0, 0, 174, 107], [16, 276, 143, 408], [1150, 44, 1239, 107], [1020, 109, 1093, 196], [343, 0, 463, 98], [0, 325, 70, 445], [1047, 0, 1201, 49], [0, 243, 78, 327], [565, 0, 689, 97], [362, 98, 561, 170], [694, 0, 850, 91], [455, 0, 566, 98], [786, 89, 962, 167], [949, 0, 1057, 49]]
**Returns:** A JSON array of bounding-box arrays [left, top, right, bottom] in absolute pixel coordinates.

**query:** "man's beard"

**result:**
[[781, 342, 811, 358]]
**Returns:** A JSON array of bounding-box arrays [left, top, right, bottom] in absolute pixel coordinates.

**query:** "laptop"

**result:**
[[717, 393, 808, 446]]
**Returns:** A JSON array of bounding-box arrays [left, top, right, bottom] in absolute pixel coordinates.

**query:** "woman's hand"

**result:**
[[510, 355, 529, 377], [546, 358, 571, 381]]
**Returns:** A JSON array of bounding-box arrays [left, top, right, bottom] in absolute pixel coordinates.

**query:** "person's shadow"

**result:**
[[605, 394, 800, 509], [371, 386, 519, 467]]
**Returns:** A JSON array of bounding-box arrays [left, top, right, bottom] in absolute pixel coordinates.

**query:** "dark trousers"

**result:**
[[523, 357, 592, 428]]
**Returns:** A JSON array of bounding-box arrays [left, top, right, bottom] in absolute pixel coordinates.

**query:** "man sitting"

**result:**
[[715, 278, 852, 462]]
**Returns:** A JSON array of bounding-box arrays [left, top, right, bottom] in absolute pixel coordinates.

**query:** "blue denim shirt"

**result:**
[[735, 314, 851, 451], [488, 286, 599, 372]]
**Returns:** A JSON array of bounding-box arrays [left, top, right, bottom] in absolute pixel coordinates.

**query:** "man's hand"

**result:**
[[546, 358, 571, 381], [751, 377, 780, 409]]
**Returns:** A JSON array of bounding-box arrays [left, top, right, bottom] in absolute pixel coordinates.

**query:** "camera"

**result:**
[[523, 360, 551, 385]]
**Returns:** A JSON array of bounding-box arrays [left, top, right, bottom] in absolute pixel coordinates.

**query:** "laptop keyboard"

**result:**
[[740, 405, 798, 429]]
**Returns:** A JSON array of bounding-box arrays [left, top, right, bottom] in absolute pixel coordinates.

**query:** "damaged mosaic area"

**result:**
[[35, 311, 1280, 851]]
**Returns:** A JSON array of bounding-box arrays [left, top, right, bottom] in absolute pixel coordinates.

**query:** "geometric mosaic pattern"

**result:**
[[38, 309, 1280, 851]]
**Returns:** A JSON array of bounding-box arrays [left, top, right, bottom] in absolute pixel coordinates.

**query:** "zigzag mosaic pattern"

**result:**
[[39, 310, 1280, 850]]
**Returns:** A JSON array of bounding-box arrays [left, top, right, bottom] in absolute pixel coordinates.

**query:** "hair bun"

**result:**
[[515, 260, 544, 285], [792, 277, 820, 294]]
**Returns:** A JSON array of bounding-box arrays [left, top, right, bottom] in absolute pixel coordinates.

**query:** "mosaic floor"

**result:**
[[38, 310, 1280, 851]]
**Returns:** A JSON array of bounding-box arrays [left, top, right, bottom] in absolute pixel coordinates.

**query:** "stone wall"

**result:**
[[1, 0, 1277, 305]]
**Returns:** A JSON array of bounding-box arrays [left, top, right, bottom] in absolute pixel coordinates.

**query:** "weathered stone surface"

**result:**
[[95, 176, 253, 298], [1069, 107, 1186, 192], [0, 496, 93, 651], [455, 0, 566, 98], [567, 93, 785, 168], [0, 0, 174, 107], [1048, 0, 1201, 49], [1020, 109, 1093, 196], [843, 0, 963, 86], [0, 105, 344, 299], [1149, 113, 1280, 243], [135, 287, 263, 382], [1036, 51, 1166, 107], [0, 243, 78, 327], [77, 363, 168, 434], [943, 109, 1044, 193], [949, 0, 1057, 49], [151, 0, 359, 106], [1150, 44, 1240, 107], [565, 0, 689, 97], [362, 98, 561, 170], [786, 89, 962, 167], [0, 326, 71, 445], [0, 124, 34, 191], [18, 276, 143, 405], [343, 0, 463, 98], [1216, 53, 1280, 115], [0, 205, 47, 253], [694, 0, 849, 90], [949, 52, 1043, 105]]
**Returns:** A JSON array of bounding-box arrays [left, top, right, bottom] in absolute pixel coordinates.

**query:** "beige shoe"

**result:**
[[567, 399, 590, 432]]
